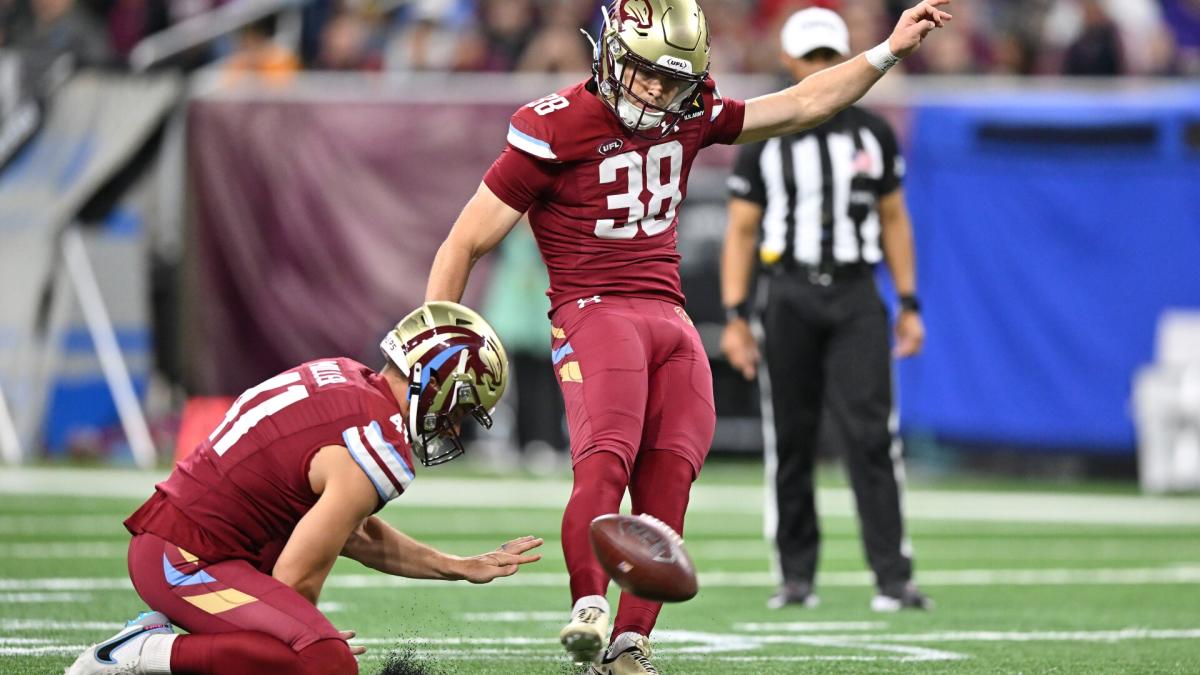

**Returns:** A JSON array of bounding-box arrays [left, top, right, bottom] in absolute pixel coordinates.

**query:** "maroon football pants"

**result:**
[[127, 533, 355, 675], [551, 296, 715, 637]]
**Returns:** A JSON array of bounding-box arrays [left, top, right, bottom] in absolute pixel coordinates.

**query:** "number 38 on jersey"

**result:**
[[595, 141, 683, 240]]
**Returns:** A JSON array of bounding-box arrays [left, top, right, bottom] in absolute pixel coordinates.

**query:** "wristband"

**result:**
[[866, 41, 901, 73], [898, 294, 921, 314], [724, 301, 751, 323]]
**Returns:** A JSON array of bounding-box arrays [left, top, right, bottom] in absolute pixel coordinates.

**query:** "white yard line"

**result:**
[[0, 645, 88, 656], [0, 515, 124, 536], [5, 627, 1198, 661], [460, 611, 565, 622], [3, 537, 1193, 564], [1, 619, 120, 631], [733, 622, 888, 632], [0, 592, 94, 603], [810, 629, 1200, 643], [4, 467, 1200, 525], [3, 565, 1200, 593], [0, 542, 129, 558]]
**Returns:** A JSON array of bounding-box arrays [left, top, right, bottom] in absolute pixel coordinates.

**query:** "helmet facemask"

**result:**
[[407, 358, 494, 467]]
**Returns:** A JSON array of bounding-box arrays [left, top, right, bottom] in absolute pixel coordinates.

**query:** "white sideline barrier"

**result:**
[[1135, 311, 1200, 493]]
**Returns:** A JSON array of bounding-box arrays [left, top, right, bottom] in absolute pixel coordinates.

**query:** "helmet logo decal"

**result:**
[[598, 139, 624, 155], [419, 344, 467, 392], [619, 0, 653, 33], [384, 301, 509, 467]]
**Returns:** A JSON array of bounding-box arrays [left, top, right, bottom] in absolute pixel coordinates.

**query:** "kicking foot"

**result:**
[[589, 632, 657, 675]]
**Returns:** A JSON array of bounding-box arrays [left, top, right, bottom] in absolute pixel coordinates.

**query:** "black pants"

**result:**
[[513, 352, 567, 451], [759, 271, 912, 591]]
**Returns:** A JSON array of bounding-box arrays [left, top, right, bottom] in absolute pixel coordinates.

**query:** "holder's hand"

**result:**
[[455, 535, 543, 584]]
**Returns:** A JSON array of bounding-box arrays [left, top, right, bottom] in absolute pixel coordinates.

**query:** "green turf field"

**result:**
[[2, 463, 1199, 674]]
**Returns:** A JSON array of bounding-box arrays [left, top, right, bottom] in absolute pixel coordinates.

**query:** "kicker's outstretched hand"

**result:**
[[888, 0, 954, 59]]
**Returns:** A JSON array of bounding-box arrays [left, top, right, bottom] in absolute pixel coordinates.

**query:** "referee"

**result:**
[[720, 8, 930, 612]]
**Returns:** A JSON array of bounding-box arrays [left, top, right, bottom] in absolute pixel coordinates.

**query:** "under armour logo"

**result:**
[[577, 295, 602, 309]]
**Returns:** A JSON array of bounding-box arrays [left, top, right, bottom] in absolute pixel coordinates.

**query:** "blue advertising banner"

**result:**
[[899, 86, 1200, 452]]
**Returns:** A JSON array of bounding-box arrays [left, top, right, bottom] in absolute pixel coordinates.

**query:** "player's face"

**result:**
[[622, 65, 685, 109]]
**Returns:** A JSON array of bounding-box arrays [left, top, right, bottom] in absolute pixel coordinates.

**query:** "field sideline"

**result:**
[[2, 464, 1198, 674]]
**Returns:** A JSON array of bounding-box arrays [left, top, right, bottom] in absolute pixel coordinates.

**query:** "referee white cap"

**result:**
[[780, 8, 851, 59]]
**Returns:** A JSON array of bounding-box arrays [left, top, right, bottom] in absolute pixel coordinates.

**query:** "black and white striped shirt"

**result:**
[[727, 106, 904, 268]]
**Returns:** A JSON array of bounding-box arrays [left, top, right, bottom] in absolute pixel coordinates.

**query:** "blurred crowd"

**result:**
[[2, 0, 1199, 83]]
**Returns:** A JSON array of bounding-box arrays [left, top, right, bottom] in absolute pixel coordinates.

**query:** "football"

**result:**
[[589, 513, 698, 602]]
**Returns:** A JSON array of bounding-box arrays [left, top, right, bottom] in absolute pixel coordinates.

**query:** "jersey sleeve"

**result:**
[[872, 116, 905, 195], [340, 415, 416, 505], [482, 145, 559, 214], [506, 104, 561, 161], [727, 142, 767, 206], [700, 78, 747, 148], [484, 101, 566, 212]]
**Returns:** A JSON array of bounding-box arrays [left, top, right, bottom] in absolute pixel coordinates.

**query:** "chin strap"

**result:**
[[407, 362, 423, 459], [581, 27, 598, 59]]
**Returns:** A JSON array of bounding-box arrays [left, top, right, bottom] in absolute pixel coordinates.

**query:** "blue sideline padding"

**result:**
[[898, 86, 1200, 453]]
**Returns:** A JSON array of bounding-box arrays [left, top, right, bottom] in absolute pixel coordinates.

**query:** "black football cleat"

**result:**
[[766, 580, 819, 609], [871, 581, 934, 612]]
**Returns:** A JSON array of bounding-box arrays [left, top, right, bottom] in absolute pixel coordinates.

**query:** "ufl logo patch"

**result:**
[[661, 56, 691, 73], [598, 139, 624, 155]]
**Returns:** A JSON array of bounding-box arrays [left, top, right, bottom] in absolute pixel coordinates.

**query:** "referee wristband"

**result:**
[[724, 302, 751, 323], [898, 294, 921, 314], [865, 41, 901, 73]]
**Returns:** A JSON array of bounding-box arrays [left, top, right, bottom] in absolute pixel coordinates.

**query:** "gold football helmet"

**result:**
[[380, 302, 508, 466], [592, 0, 711, 137]]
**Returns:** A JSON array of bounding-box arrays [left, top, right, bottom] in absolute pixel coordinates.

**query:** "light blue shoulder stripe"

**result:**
[[508, 124, 550, 149], [342, 428, 389, 501]]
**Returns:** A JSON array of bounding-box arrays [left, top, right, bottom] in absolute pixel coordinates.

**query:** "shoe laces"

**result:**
[[628, 649, 658, 674], [574, 607, 603, 624]]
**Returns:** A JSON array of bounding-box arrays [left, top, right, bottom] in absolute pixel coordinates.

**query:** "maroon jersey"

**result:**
[[125, 358, 415, 570], [484, 79, 746, 312]]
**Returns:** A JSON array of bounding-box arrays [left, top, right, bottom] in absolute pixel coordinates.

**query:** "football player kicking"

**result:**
[[66, 302, 542, 675], [425, 1, 952, 672]]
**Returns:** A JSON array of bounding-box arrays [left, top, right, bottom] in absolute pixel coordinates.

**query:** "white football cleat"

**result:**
[[65, 611, 174, 675], [589, 632, 657, 675], [559, 597, 610, 664]]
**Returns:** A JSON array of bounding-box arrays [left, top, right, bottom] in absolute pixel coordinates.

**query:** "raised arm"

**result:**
[[425, 181, 524, 302], [736, 0, 952, 144]]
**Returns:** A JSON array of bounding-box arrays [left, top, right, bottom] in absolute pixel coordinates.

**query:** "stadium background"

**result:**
[[2, 0, 1200, 672]]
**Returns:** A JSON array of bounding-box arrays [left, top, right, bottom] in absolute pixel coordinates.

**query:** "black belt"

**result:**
[[767, 262, 872, 286]]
